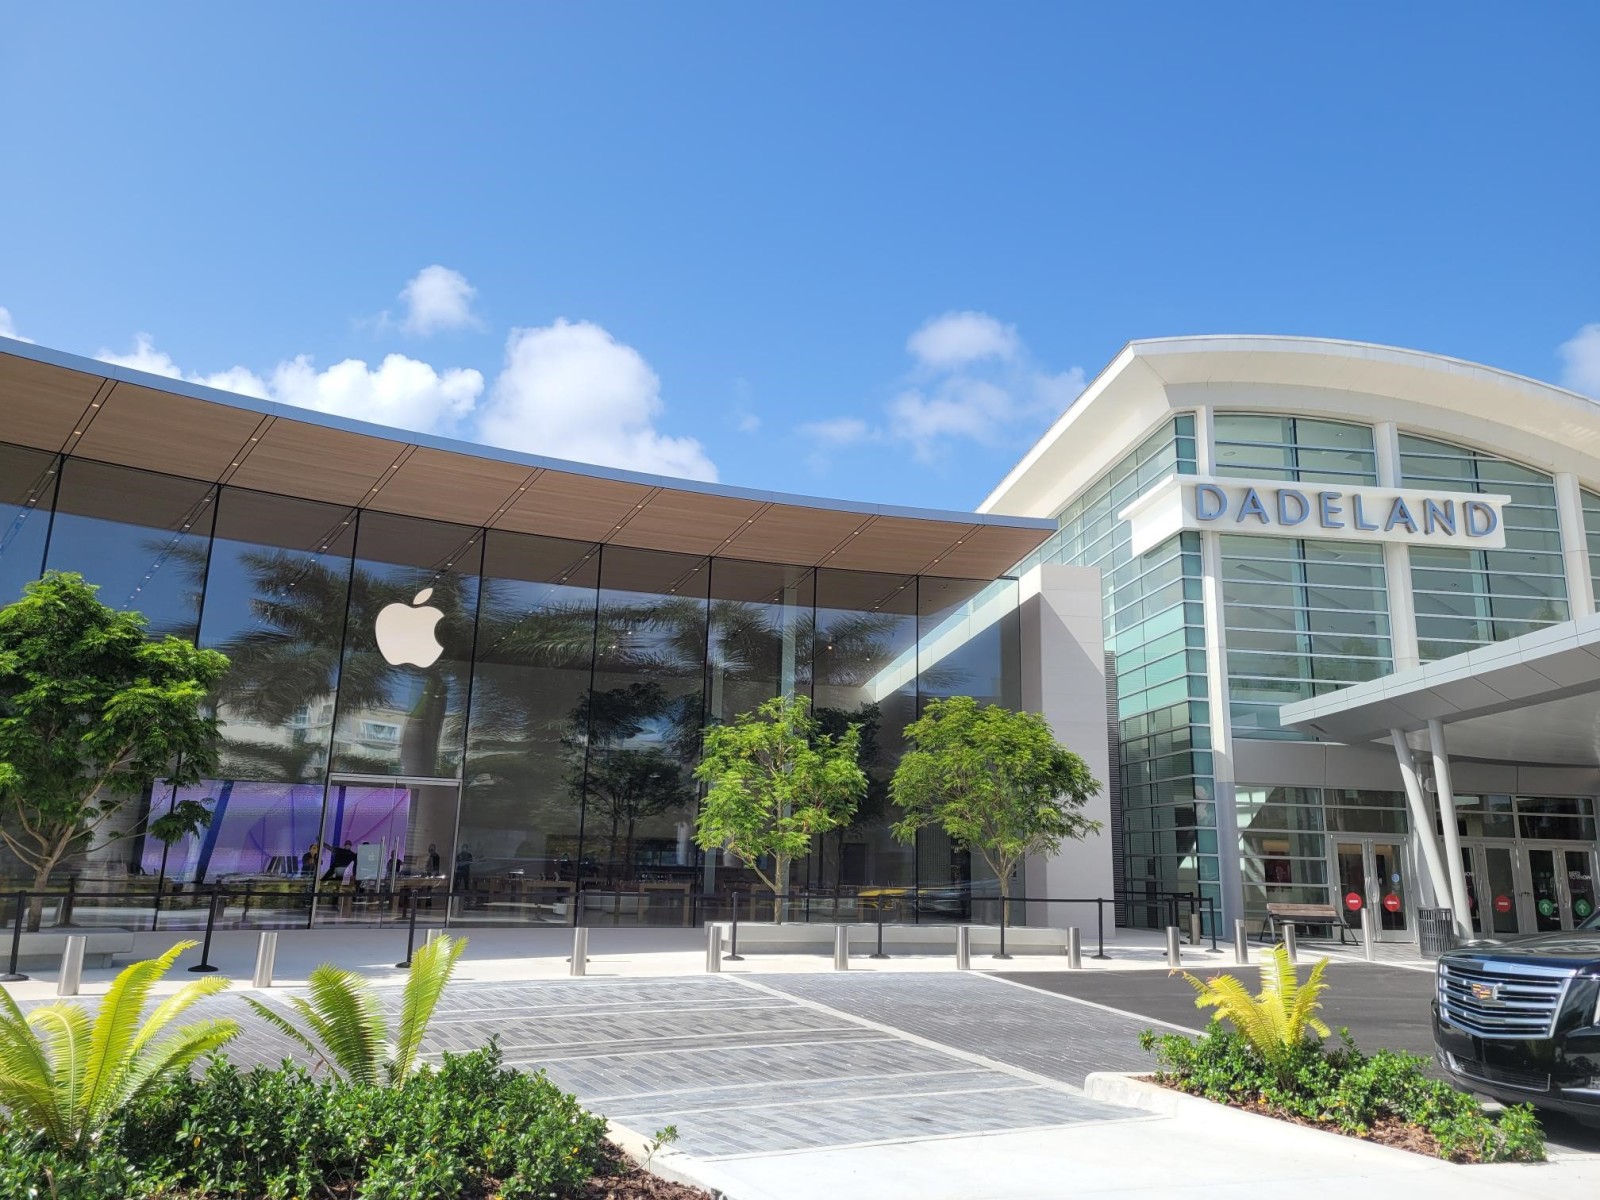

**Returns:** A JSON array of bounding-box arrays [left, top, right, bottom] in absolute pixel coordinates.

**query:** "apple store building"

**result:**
[[0, 339, 1059, 928]]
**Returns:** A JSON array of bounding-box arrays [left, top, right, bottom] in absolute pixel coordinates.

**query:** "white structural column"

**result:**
[[1555, 472, 1596, 619], [1018, 564, 1114, 923], [1427, 719, 1474, 938], [1390, 729, 1452, 913], [1373, 421, 1420, 670], [1194, 406, 1244, 930]]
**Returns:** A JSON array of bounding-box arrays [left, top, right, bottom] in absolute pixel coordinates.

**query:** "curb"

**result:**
[[607, 1120, 730, 1199], [1081, 1071, 1465, 1168]]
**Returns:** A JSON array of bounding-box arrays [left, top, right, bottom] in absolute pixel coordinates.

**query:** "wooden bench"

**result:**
[[1260, 902, 1352, 945]]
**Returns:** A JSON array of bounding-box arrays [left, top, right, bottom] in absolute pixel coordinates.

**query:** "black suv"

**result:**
[[1434, 923, 1600, 1122]]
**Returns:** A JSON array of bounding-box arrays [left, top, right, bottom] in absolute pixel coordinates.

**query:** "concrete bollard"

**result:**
[[705, 923, 722, 973], [1283, 922, 1299, 964], [57, 934, 86, 997], [252, 931, 278, 988], [955, 925, 971, 971], [570, 927, 588, 977], [1165, 926, 1181, 968], [1188, 912, 1202, 946], [1233, 919, 1249, 965], [1066, 926, 1082, 970], [424, 928, 442, 946], [833, 925, 850, 971], [1361, 908, 1376, 962]]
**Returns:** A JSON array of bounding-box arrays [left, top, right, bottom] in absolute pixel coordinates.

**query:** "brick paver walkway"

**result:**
[[217, 973, 1152, 1159]]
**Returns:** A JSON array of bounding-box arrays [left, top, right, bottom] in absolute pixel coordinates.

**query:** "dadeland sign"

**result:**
[[1118, 475, 1510, 557]]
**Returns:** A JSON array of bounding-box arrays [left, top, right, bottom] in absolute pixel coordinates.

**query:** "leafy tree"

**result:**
[[890, 696, 1101, 925], [0, 940, 237, 1154], [694, 694, 866, 920], [0, 573, 228, 920]]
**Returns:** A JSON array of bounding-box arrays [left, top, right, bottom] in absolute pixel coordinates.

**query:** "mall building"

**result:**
[[3, 333, 1600, 944]]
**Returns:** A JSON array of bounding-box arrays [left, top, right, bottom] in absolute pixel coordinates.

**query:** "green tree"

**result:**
[[0, 573, 228, 922], [694, 694, 866, 921], [890, 696, 1102, 926]]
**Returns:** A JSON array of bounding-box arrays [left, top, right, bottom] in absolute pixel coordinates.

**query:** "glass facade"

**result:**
[[0, 441, 1021, 927], [1221, 535, 1392, 739], [1213, 415, 1379, 486], [1401, 435, 1568, 661], [1236, 785, 1406, 921], [1023, 417, 1218, 925]]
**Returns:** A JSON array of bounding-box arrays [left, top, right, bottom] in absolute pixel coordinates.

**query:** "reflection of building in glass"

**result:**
[[0, 340, 1069, 927]]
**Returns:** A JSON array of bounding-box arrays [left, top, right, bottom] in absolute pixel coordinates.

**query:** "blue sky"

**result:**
[[3, 5, 1597, 512]]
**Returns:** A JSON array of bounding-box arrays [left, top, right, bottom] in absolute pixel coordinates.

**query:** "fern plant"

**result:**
[[1181, 945, 1331, 1083], [0, 940, 238, 1154], [246, 932, 466, 1085]]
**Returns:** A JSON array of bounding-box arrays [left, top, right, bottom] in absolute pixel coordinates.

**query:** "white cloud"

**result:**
[[0, 307, 32, 343], [800, 416, 874, 446], [906, 311, 1021, 370], [96, 335, 483, 435], [1559, 323, 1600, 398], [398, 265, 481, 336], [477, 319, 717, 481]]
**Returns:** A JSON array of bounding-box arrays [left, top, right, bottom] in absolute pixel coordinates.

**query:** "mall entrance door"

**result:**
[[1460, 842, 1523, 937], [1332, 839, 1410, 942], [313, 775, 461, 925], [1526, 845, 1598, 933]]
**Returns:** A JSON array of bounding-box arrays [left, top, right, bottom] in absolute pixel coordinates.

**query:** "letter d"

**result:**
[[1194, 483, 1227, 521]]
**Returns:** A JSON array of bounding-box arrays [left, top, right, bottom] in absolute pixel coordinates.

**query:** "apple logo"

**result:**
[[374, 588, 446, 668]]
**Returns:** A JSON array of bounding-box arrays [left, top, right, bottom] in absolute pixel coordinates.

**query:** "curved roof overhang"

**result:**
[[980, 335, 1600, 519], [0, 338, 1051, 579]]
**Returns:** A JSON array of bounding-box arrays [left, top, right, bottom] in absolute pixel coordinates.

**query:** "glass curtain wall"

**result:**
[[1236, 785, 1406, 924], [1401, 436, 1568, 661], [1021, 417, 1215, 927], [1221, 536, 1391, 738], [0, 437, 1025, 929], [1581, 489, 1600, 602]]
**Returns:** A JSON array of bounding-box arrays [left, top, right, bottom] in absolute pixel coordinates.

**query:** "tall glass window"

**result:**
[[1402, 436, 1567, 660], [1236, 785, 1405, 922], [1581, 488, 1600, 604], [330, 512, 483, 779], [0, 444, 57, 605], [705, 559, 815, 724], [1213, 415, 1378, 485], [198, 487, 358, 782], [811, 569, 918, 892], [45, 457, 217, 640], [1221, 536, 1391, 739], [581, 547, 707, 897], [457, 532, 600, 904]]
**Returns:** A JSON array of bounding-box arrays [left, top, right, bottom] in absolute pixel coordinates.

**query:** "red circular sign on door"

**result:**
[[1494, 894, 1513, 914], [1383, 893, 1402, 913], [1344, 891, 1363, 911]]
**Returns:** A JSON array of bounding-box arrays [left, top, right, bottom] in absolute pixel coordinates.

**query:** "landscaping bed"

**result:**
[[1139, 1018, 1546, 1164], [1138, 946, 1547, 1165]]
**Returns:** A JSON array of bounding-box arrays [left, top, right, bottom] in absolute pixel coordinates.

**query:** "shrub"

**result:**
[[1179, 946, 1330, 1086], [0, 940, 237, 1155], [1141, 1024, 1545, 1164], [245, 931, 466, 1085], [114, 1040, 609, 1199]]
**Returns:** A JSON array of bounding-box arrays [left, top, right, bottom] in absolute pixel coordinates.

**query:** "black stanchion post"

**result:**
[[395, 891, 421, 969], [61, 876, 75, 926], [871, 903, 889, 959], [1093, 897, 1109, 959], [995, 894, 1012, 960], [1, 891, 27, 982], [187, 889, 221, 973], [724, 891, 744, 962], [1208, 896, 1218, 953]]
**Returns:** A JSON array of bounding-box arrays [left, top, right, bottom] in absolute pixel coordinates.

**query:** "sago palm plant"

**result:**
[[0, 940, 238, 1154], [1182, 945, 1331, 1081], [246, 932, 466, 1085]]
